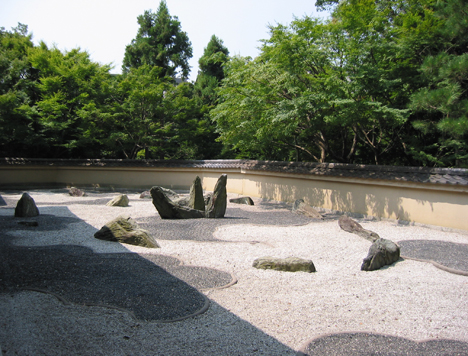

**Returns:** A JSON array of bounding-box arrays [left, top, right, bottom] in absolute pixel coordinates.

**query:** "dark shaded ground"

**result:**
[[0, 238, 233, 321], [299, 332, 468, 355], [399, 240, 468, 274], [0, 201, 234, 322], [137, 207, 316, 242]]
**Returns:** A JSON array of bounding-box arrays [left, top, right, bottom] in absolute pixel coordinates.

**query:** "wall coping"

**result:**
[[1, 158, 467, 187]]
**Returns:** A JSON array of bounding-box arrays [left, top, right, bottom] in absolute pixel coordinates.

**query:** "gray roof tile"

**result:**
[[1, 158, 467, 187]]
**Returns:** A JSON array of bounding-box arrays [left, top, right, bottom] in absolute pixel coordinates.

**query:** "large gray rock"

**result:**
[[361, 238, 400, 271], [150, 186, 205, 219], [69, 187, 86, 197], [292, 199, 323, 219], [106, 194, 129, 207], [15, 192, 39, 217], [253, 256, 316, 273], [188, 176, 205, 211], [205, 174, 227, 218], [338, 215, 379, 242], [229, 197, 254, 206], [94, 215, 159, 248]]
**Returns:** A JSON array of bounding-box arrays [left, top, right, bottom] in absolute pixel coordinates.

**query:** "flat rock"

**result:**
[[205, 174, 227, 218], [338, 215, 379, 242], [106, 194, 129, 207], [361, 238, 400, 271], [150, 186, 205, 219], [292, 199, 323, 219], [253, 256, 316, 273], [14, 192, 39, 217], [229, 197, 254, 205], [94, 215, 159, 248]]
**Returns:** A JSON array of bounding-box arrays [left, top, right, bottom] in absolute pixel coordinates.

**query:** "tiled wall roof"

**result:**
[[1, 158, 467, 186]]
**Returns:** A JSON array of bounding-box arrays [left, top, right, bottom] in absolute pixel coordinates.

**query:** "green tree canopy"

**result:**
[[0, 23, 38, 157], [122, 0, 193, 79], [408, 0, 468, 166]]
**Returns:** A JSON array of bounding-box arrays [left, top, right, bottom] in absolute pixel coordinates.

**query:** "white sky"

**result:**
[[1, 0, 328, 81]]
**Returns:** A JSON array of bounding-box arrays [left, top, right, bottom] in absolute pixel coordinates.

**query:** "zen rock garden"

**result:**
[[12, 176, 400, 272]]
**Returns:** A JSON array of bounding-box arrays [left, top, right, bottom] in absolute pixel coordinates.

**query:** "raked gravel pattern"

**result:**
[[1, 189, 468, 355]]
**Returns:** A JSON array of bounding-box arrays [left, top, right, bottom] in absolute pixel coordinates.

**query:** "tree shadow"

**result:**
[[0, 204, 298, 354], [253, 177, 412, 222]]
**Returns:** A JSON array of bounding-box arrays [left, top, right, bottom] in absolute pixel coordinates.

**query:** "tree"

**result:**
[[107, 65, 204, 160], [122, 0, 193, 79], [0, 23, 39, 157], [28, 42, 113, 158], [192, 35, 229, 158], [212, 16, 408, 164], [408, 0, 468, 167]]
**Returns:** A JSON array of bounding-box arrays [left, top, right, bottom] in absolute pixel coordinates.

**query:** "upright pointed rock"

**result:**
[[205, 174, 227, 218], [15, 192, 39, 217], [189, 176, 205, 211]]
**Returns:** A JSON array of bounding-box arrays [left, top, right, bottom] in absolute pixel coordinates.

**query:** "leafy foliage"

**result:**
[[1, 0, 467, 167], [122, 0, 193, 79], [0, 23, 38, 157]]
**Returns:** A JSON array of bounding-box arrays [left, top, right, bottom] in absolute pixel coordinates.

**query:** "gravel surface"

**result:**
[[399, 240, 468, 274], [1, 189, 468, 355]]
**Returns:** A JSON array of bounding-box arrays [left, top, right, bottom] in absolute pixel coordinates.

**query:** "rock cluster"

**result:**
[[150, 175, 228, 219], [338, 215, 400, 271]]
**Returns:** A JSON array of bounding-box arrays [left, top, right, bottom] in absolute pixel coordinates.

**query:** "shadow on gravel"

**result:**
[[0, 207, 232, 321], [398, 240, 468, 274], [299, 332, 468, 355], [0, 204, 298, 354], [138, 207, 315, 242]]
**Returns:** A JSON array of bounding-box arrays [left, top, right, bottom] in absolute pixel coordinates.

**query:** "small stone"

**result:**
[[139, 191, 151, 199], [14, 193, 39, 217], [292, 199, 323, 219], [69, 187, 86, 197], [338, 215, 379, 242], [106, 194, 129, 207], [361, 238, 400, 271], [253, 256, 316, 273], [229, 197, 254, 205], [94, 215, 159, 248]]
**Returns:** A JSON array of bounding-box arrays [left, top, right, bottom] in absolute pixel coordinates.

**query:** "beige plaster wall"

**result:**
[[1, 165, 467, 230]]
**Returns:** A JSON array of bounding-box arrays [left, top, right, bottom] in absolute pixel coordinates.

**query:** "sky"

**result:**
[[1, 0, 328, 81]]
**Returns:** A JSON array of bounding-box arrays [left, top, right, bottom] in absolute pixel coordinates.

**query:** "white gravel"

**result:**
[[1, 190, 468, 355]]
